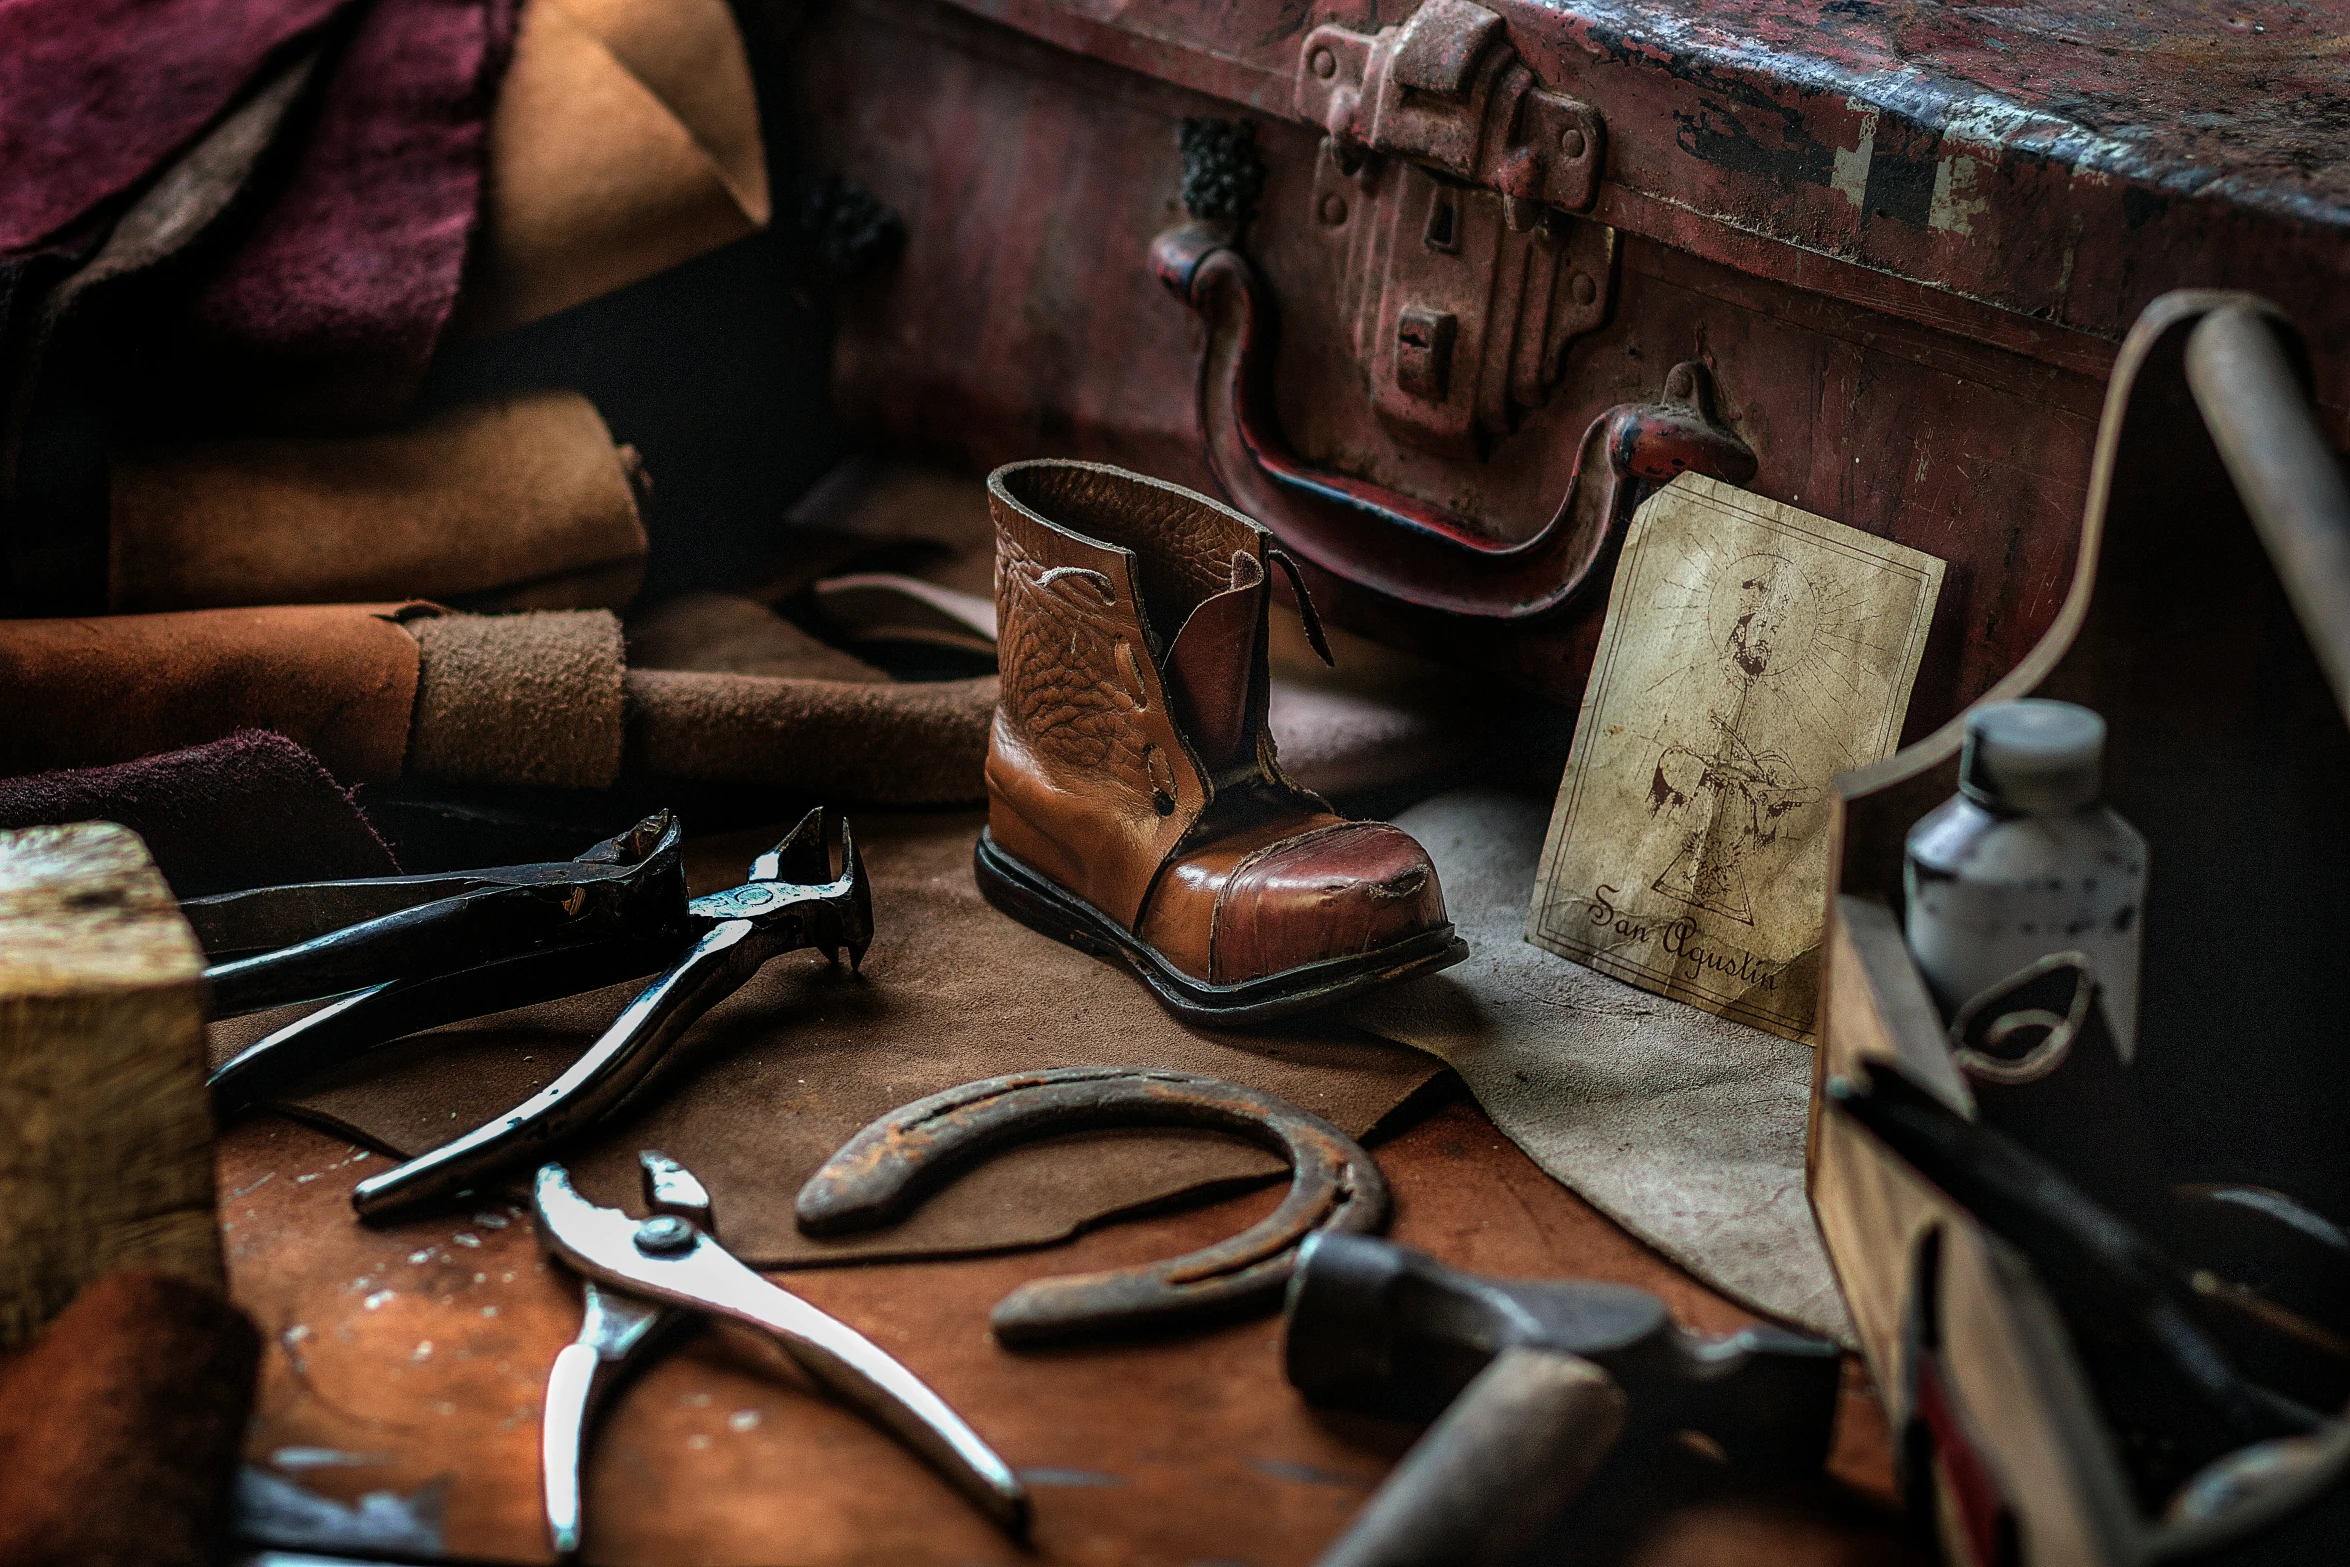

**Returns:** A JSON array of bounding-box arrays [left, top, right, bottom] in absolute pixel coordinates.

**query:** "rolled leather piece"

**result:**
[[401, 603, 991, 801], [107, 390, 648, 614], [624, 668, 998, 806], [447, 0, 770, 339], [0, 604, 425, 782], [404, 609, 627, 789], [0, 598, 987, 802], [0, 1270, 261, 1567]]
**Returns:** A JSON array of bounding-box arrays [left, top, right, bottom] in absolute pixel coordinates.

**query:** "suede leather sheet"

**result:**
[[626, 590, 892, 682], [1344, 788, 1854, 1343], [0, 731, 396, 899], [168, 0, 520, 430], [210, 810, 1442, 1265], [448, 0, 770, 339], [0, 0, 343, 257]]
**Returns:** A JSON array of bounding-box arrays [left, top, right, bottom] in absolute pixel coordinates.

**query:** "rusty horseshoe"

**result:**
[[795, 1067, 1390, 1345]]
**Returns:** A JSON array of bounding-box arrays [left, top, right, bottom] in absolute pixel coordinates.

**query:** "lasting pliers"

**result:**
[[197, 808, 872, 1221], [534, 1155, 1029, 1557]]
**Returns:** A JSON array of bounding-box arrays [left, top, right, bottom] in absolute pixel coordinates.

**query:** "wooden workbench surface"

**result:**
[[224, 1080, 1920, 1566]]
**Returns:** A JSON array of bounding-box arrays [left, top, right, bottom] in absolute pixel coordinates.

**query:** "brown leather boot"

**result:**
[[976, 460, 1465, 1022]]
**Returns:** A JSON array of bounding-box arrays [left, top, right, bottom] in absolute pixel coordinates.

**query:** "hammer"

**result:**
[[1285, 1234, 1843, 1567]]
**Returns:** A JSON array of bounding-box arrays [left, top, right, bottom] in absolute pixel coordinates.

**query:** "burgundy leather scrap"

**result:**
[[0, 730, 400, 899], [0, 0, 518, 427], [0, 0, 339, 256]]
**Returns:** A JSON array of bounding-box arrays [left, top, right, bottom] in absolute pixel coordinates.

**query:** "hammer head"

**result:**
[[1285, 1234, 1842, 1479]]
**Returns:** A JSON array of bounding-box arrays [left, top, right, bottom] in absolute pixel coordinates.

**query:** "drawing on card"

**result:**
[[1527, 475, 1947, 1043]]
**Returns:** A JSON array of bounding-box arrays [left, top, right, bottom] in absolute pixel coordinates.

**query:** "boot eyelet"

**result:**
[[1145, 744, 1178, 814], [1114, 641, 1150, 710]]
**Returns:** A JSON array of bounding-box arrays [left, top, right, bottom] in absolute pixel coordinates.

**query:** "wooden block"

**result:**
[[0, 822, 218, 1348]]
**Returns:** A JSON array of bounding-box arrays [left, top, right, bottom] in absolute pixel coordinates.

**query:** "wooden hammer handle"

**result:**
[[1316, 1345, 1629, 1567]]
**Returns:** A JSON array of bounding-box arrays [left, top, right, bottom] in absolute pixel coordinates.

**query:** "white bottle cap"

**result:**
[[1959, 700, 2105, 813]]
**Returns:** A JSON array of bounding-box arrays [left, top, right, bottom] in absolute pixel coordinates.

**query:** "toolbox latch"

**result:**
[[1309, 149, 1612, 459], [1295, 0, 1604, 218]]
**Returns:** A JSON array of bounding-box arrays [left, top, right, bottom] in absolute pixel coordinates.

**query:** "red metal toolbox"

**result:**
[[776, 0, 2349, 734]]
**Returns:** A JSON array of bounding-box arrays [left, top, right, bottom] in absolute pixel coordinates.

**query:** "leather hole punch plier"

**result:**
[[194, 807, 873, 1222], [534, 1153, 1030, 1557]]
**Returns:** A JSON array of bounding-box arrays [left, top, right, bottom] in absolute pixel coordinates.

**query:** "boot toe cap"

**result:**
[[1210, 821, 1448, 985]]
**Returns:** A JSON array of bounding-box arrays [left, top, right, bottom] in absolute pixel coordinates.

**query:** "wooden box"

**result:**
[[1810, 290, 2350, 1565]]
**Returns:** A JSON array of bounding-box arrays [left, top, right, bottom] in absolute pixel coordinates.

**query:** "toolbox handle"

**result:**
[[1153, 221, 1755, 621]]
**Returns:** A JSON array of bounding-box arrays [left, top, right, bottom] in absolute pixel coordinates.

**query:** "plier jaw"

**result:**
[[538, 1153, 714, 1561], [732, 806, 873, 971], [533, 1157, 1030, 1555]]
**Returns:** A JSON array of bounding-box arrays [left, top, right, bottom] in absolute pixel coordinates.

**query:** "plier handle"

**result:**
[[197, 813, 689, 1018]]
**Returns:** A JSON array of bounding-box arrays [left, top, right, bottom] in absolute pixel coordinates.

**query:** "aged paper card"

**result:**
[[1526, 474, 1946, 1042]]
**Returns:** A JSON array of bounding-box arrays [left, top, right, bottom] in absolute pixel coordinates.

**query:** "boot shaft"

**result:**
[[986, 460, 1296, 928]]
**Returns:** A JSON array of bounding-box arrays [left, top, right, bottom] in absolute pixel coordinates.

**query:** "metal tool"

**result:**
[[540, 1152, 710, 1559], [796, 1067, 1389, 1343], [534, 1156, 1028, 1558], [1283, 1233, 1841, 1567], [1828, 1061, 2337, 1506], [1944, 956, 2350, 1347], [206, 808, 871, 1222], [1942, 951, 2184, 1244], [205, 816, 693, 1116], [197, 812, 688, 1019]]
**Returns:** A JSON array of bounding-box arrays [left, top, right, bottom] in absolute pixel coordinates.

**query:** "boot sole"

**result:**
[[974, 829, 1469, 1026]]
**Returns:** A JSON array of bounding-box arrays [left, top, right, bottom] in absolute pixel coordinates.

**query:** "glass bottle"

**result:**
[[1904, 700, 2148, 1057]]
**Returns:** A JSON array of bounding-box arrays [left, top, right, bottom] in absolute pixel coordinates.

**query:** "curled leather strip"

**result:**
[[795, 1066, 1390, 1345], [1947, 950, 2100, 1086]]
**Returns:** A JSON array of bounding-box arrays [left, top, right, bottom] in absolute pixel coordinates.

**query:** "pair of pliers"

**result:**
[[195, 808, 872, 1221], [198, 813, 691, 1111], [534, 1155, 1029, 1556]]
